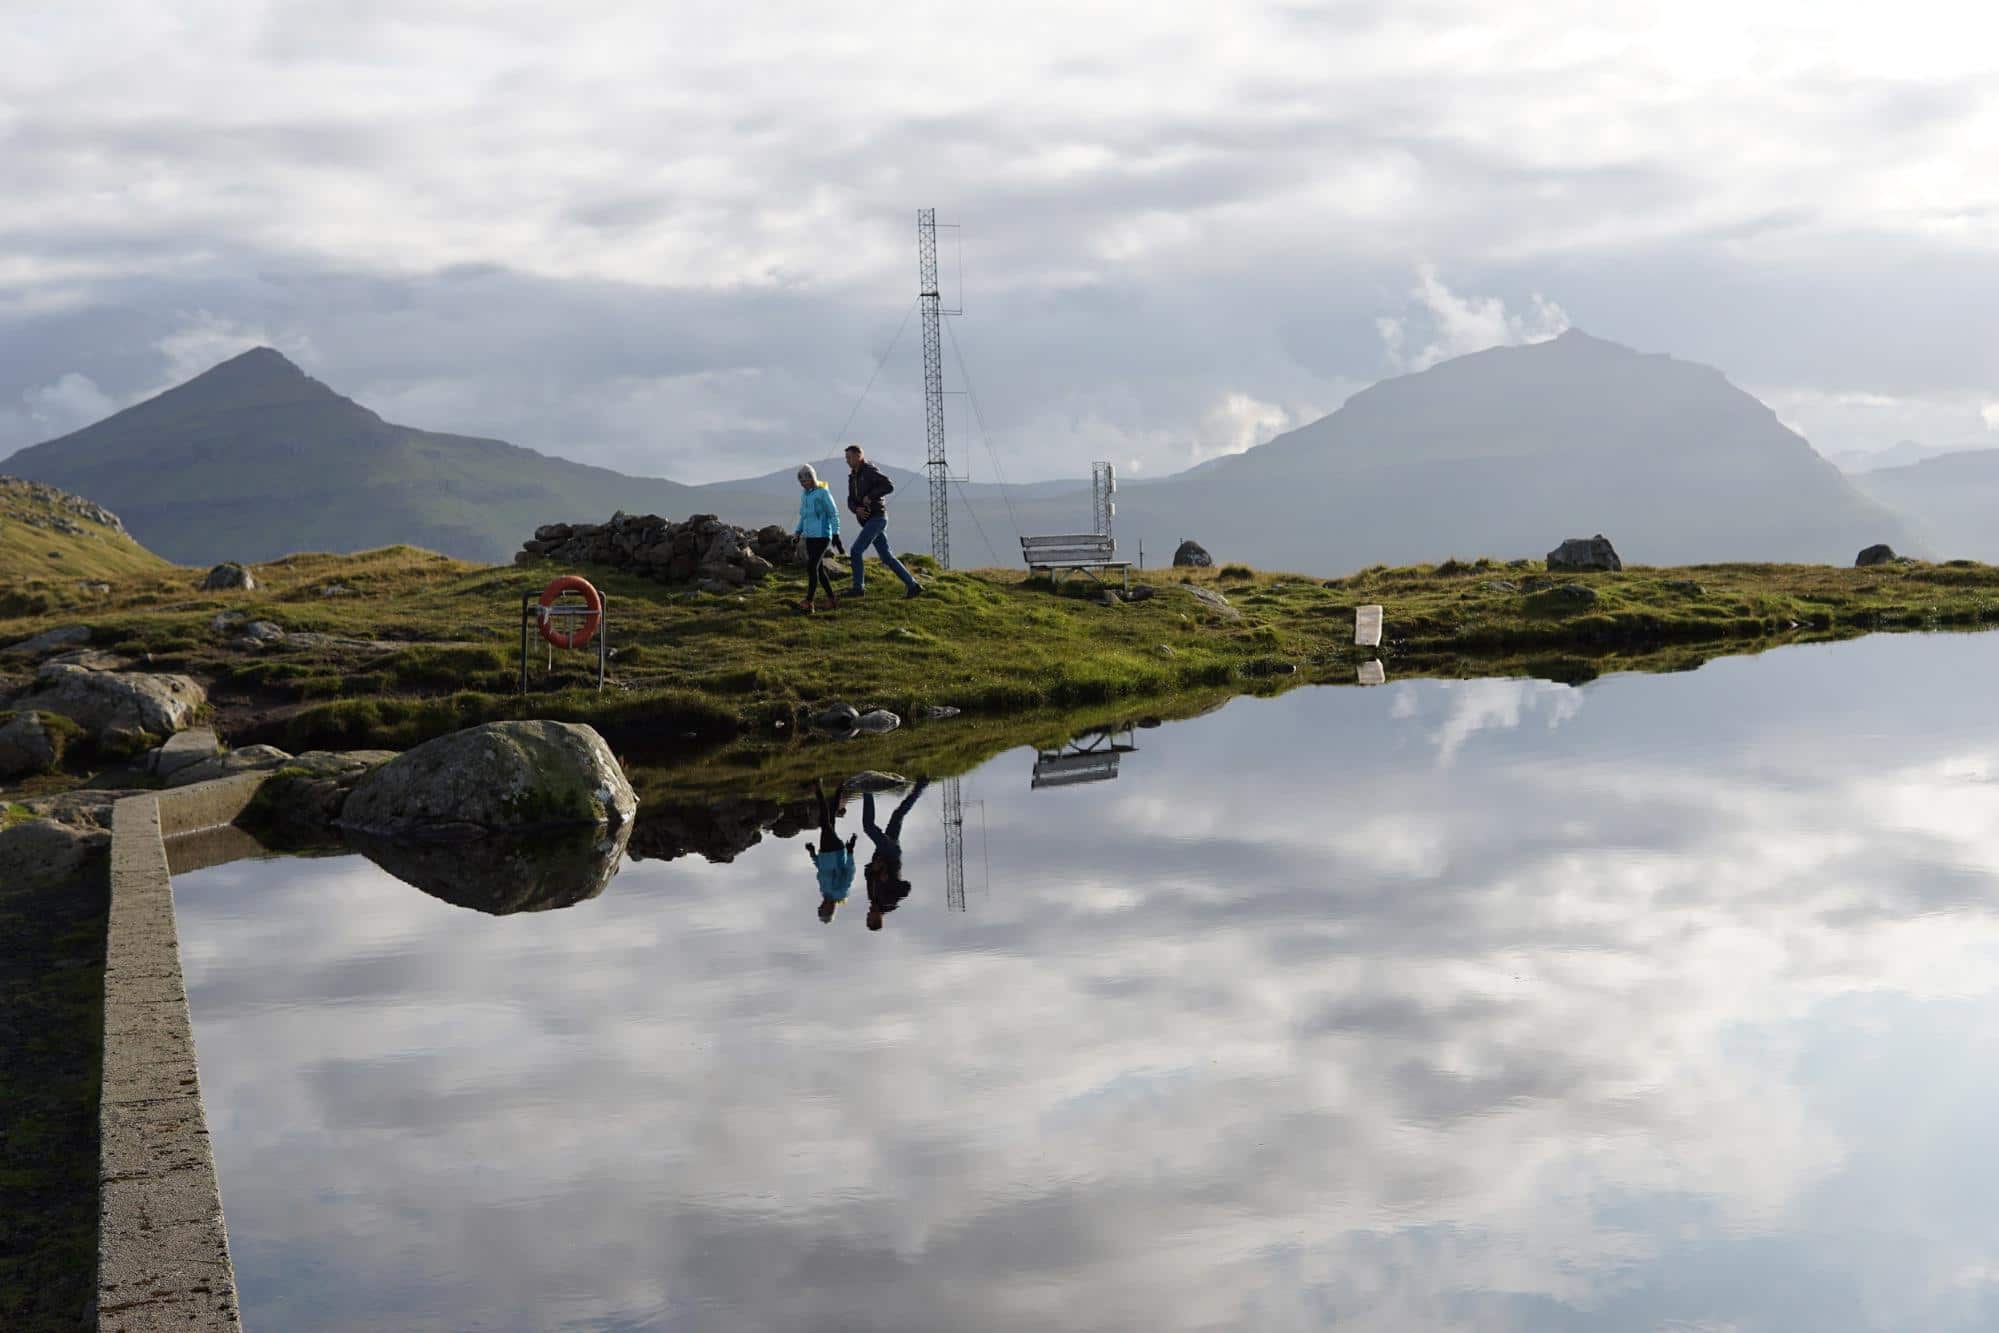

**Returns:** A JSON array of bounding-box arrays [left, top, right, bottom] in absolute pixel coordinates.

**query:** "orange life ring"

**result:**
[[537, 575, 602, 650]]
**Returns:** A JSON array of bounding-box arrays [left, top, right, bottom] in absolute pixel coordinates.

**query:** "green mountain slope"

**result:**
[[3, 349, 772, 565], [0, 476, 170, 583]]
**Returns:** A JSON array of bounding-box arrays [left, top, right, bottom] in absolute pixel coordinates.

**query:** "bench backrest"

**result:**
[[1021, 533, 1116, 565]]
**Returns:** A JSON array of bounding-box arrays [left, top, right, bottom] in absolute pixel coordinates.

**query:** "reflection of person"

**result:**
[[863, 779, 929, 931], [807, 779, 855, 923], [842, 443, 922, 599]]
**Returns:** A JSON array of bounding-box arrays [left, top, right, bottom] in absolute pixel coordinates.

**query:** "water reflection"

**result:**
[[1032, 722, 1140, 789], [174, 633, 1999, 1331], [347, 821, 633, 915]]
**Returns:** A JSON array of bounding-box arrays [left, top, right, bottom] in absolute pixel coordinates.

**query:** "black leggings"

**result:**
[[803, 537, 836, 600]]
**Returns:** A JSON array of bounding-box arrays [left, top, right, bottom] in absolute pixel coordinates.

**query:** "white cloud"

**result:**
[[1984, 403, 1999, 432], [21, 371, 113, 436], [1378, 265, 1571, 373]]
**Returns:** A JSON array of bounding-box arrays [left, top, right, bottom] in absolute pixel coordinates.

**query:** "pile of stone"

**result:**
[[0, 475, 128, 534], [517, 512, 805, 592]]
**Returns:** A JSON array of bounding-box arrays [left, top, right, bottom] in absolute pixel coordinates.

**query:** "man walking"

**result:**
[[842, 444, 923, 599]]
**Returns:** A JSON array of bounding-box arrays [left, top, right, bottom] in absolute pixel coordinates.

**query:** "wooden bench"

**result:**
[[1020, 533, 1132, 592]]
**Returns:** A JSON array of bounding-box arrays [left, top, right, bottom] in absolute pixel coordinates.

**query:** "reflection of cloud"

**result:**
[[174, 634, 1999, 1331], [1419, 677, 1587, 766]]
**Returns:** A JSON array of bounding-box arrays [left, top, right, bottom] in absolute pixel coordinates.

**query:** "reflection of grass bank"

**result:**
[[9, 545, 1999, 772]]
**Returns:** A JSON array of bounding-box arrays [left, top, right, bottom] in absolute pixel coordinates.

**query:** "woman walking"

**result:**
[[794, 464, 842, 613]]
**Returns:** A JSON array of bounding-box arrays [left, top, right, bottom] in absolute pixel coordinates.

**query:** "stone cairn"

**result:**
[[517, 512, 806, 592]]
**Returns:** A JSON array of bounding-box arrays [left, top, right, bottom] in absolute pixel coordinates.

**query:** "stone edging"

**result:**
[[98, 772, 268, 1332]]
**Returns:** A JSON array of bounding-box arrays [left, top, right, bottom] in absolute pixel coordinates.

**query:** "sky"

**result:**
[[3, 1, 1997, 482]]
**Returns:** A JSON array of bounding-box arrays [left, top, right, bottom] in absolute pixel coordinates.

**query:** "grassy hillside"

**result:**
[[8, 543, 1999, 800], [0, 476, 170, 605]]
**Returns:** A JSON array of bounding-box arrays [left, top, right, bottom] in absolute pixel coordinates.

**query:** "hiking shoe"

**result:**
[[795, 599, 815, 614], [905, 584, 924, 599], [846, 587, 866, 599]]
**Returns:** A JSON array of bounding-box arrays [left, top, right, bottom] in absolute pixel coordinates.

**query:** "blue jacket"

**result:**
[[797, 483, 841, 540]]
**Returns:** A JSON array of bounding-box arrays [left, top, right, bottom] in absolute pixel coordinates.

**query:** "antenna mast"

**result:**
[[917, 208, 950, 568]]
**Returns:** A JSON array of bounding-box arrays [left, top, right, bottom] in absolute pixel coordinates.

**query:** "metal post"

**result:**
[[918, 209, 950, 569]]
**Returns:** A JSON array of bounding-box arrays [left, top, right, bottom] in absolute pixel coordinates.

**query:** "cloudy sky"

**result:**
[[4, 1, 1997, 482]]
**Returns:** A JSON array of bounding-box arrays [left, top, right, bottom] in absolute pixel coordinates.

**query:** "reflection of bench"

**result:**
[[1020, 533, 1131, 592], [1031, 750, 1123, 788]]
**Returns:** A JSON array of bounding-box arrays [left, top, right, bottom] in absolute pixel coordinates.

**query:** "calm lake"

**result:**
[[175, 632, 1999, 1331]]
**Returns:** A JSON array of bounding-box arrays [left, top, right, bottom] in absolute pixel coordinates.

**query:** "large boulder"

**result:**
[[19, 665, 206, 746], [1855, 543, 1900, 568], [339, 721, 636, 840], [201, 562, 256, 591], [1546, 534, 1622, 572], [0, 815, 108, 893], [1172, 539, 1213, 568]]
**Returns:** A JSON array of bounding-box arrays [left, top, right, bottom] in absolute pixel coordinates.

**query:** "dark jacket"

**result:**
[[847, 461, 895, 521]]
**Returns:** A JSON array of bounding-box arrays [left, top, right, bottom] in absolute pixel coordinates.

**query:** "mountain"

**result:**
[[2, 349, 772, 565], [938, 331, 1920, 574], [1850, 450, 1999, 561], [0, 475, 169, 585], [1827, 439, 1987, 474]]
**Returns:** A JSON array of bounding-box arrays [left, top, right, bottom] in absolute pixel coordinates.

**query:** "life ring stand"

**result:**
[[537, 575, 603, 650]]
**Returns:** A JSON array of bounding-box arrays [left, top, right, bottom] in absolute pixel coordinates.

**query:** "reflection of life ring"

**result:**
[[538, 575, 602, 650]]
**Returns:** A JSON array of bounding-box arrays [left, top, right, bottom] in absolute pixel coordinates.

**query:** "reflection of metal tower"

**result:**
[[943, 775, 966, 911], [917, 209, 950, 568]]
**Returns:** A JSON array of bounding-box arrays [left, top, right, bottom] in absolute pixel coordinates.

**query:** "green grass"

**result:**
[[10, 545, 1999, 789]]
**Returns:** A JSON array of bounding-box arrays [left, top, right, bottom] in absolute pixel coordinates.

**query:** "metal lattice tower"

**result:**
[[943, 775, 966, 911], [917, 209, 950, 568], [1091, 461, 1116, 538]]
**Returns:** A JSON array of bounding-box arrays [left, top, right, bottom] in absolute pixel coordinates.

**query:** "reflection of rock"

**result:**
[[348, 822, 632, 915], [340, 720, 636, 839], [854, 709, 900, 734], [624, 797, 816, 864]]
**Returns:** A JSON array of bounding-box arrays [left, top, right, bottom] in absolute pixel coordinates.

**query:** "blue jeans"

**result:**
[[849, 516, 918, 592]]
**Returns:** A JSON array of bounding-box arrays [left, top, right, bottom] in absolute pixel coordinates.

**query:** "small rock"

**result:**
[[1539, 583, 1600, 606], [1547, 535, 1621, 572], [1855, 543, 1900, 568], [165, 744, 295, 788], [919, 705, 961, 720], [319, 584, 356, 598], [211, 610, 245, 633], [201, 562, 256, 591], [1481, 580, 1519, 594], [1, 624, 90, 658], [814, 703, 861, 732], [147, 727, 222, 780], [1664, 579, 1706, 596], [853, 709, 901, 734], [1173, 539, 1213, 568], [237, 620, 286, 645], [1096, 590, 1123, 606], [1124, 585, 1156, 601], [0, 711, 59, 777], [1184, 585, 1242, 622]]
